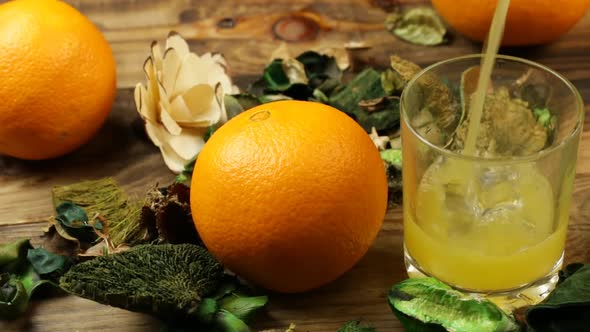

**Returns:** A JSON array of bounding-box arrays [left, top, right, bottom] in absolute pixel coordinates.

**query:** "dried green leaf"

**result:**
[[389, 55, 423, 82], [390, 55, 459, 136], [534, 107, 556, 130], [385, 12, 402, 32], [219, 294, 268, 322], [282, 58, 308, 85], [195, 297, 219, 325], [215, 309, 251, 332], [381, 149, 402, 169], [559, 263, 585, 284], [248, 77, 267, 96], [175, 156, 197, 184], [263, 59, 291, 91], [315, 77, 343, 96], [55, 202, 100, 243], [0, 273, 28, 319], [381, 69, 406, 95], [295, 51, 343, 87], [388, 7, 447, 46], [277, 83, 313, 100], [60, 244, 223, 321], [249, 51, 344, 102], [41, 221, 83, 258], [0, 238, 30, 268], [511, 70, 553, 110], [381, 149, 403, 204], [0, 240, 66, 319], [26, 248, 70, 277], [224, 94, 261, 120], [388, 278, 519, 332], [329, 68, 400, 132], [526, 263, 590, 332], [453, 87, 548, 156]]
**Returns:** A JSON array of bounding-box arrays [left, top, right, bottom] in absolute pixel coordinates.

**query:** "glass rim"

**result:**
[[400, 54, 585, 163]]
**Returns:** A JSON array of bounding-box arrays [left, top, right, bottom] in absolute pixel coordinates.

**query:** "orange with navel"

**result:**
[[191, 100, 388, 293], [0, 0, 116, 160]]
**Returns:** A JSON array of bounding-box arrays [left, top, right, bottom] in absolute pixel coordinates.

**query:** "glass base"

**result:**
[[404, 245, 562, 312]]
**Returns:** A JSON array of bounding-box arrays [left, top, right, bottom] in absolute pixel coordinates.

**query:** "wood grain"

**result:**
[[0, 0, 589, 331]]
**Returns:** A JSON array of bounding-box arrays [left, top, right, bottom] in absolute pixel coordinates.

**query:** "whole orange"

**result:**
[[432, 0, 590, 46], [190, 100, 388, 293], [0, 0, 116, 160]]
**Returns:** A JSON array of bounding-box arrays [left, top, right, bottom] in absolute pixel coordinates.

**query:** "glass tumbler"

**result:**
[[400, 54, 584, 309]]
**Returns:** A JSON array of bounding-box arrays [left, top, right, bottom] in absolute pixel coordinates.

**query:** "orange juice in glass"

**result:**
[[401, 54, 583, 309]]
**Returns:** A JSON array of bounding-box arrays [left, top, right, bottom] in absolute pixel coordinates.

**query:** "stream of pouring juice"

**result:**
[[405, 0, 567, 291]]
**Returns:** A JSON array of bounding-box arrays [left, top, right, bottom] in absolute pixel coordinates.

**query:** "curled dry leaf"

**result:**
[[369, 127, 391, 151], [386, 7, 447, 46], [141, 183, 201, 245], [270, 42, 351, 71], [134, 32, 239, 173]]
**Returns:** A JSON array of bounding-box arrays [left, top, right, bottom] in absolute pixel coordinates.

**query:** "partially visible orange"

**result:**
[[190, 100, 388, 293], [432, 0, 590, 46], [0, 0, 116, 160]]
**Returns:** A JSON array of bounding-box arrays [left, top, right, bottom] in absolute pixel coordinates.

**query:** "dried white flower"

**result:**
[[369, 127, 391, 151], [134, 32, 239, 173]]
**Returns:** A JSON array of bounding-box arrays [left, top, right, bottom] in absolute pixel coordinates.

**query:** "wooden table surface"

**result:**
[[1, 0, 589, 331]]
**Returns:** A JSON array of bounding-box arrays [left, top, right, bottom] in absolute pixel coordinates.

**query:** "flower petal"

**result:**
[[161, 48, 183, 98], [169, 84, 214, 122], [214, 83, 228, 124], [170, 84, 223, 127], [145, 121, 164, 147], [174, 53, 209, 95], [165, 32, 190, 59], [159, 102, 183, 135], [160, 143, 187, 174], [210, 53, 229, 68], [150, 41, 163, 72], [134, 83, 157, 122], [134, 83, 143, 112], [143, 57, 161, 111], [168, 129, 206, 160]]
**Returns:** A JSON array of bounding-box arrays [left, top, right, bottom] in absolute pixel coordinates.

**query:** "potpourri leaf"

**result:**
[[60, 243, 268, 331], [52, 178, 145, 246], [0, 273, 28, 319], [60, 244, 224, 320], [388, 277, 519, 332], [386, 7, 447, 46], [381, 149, 403, 204], [55, 202, 101, 243], [224, 94, 261, 121], [526, 263, 590, 332], [453, 87, 549, 156], [141, 183, 200, 245], [0, 239, 69, 319], [329, 68, 400, 132]]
